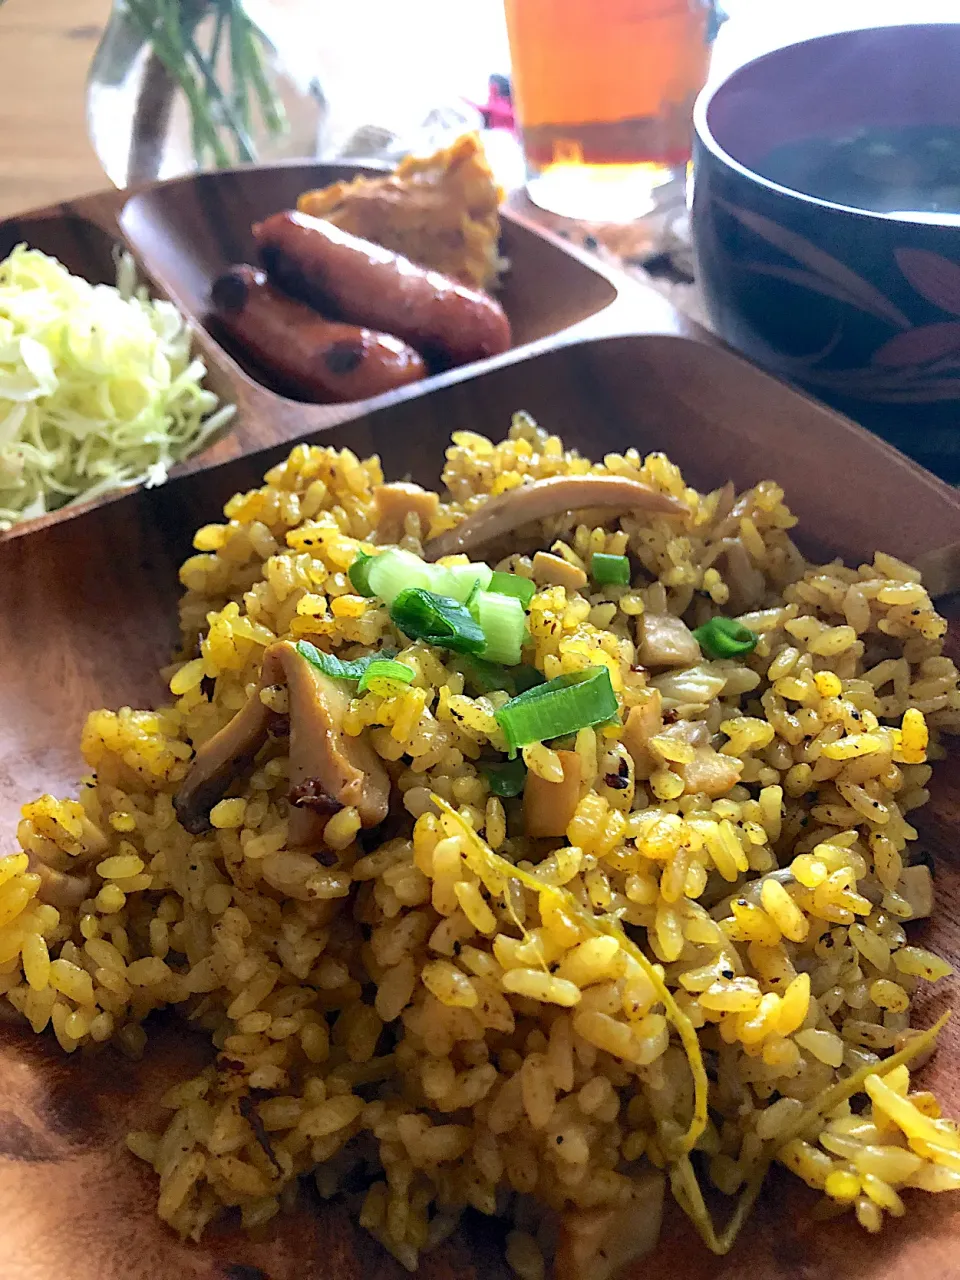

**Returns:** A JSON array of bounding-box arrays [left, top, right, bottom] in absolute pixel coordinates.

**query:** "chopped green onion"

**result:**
[[495, 666, 619, 753], [488, 571, 536, 608], [591, 553, 630, 587], [454, 655, 513, 694], [295, 640, 397, 682], [442, 561, 493, 602], [390, 588, 485, 655], [512, 665, 546, 694], [483, 758, 528, 798], [471, 590, 525, 666], [455, 657, 545, 697], [367, 548, 439, 605], [296, 640, 367, 681], [359, 547, 495, 607], [357, 658, 415, 694], [692, 616, 759, 660], [348, 551, 377, 596], [464, 577, 484, 610]]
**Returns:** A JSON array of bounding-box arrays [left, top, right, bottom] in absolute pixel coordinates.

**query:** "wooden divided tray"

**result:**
[[0, 163, 683, 542], [2, 168, 960, 1280]]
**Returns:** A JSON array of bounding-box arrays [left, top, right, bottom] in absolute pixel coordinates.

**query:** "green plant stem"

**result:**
[[209, 1, 227, 70], [180, 17, 257, 161], [246, 32, 287, 136], [233, 6, 286, 138], [126, 35, 177, 184], [198, 0, 229, 165], [127, 0, 233, 168], [228, 0, 253, 136], [124, 0, 290, 173], [125, 0, 216, 180]]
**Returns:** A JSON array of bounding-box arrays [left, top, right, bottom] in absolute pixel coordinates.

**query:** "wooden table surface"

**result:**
[[0, 0, 110, 219]]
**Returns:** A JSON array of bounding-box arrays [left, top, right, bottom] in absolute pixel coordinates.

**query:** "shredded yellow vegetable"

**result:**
[[434, 798, 949, 1257], [672, 1011, 950, 1254], [433, 798, 708, 1157], [794, 1012, 950, 1142]]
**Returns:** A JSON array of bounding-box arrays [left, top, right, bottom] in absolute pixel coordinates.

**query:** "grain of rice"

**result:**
[[760, 880, 808, 943], [502, 969, 581, 1008], [422, 960, 478, 1009], [5, 416, 960, 1274]]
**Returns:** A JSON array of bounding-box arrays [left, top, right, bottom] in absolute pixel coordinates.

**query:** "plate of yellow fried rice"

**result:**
[[2, 391, 960, 1280]]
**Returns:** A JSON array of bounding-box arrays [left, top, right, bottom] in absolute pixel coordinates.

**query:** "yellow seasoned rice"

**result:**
[[3, 411, 960, 1276]]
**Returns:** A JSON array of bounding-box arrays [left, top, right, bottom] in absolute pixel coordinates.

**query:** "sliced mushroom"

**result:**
[[715, 538, 766, 613], [555, 1171, 665, 1280], [173, 694, 268, 836], [650, 662, 729, 707], [621, 691, 664, 780], [175, 641, 389, 847], [524, 750, 582, 838], [31, 862, 92, 912], [423, 475, 686, 561], [372, 481, 439, 546], [679, 746, 743, 798], [637, 613, 701, 668], [25, 814, 107, 911], [652, 718, 711, 752], [643, 716, 741, 797], [531, 550, 588, 592], [898, 863, 934, 920]]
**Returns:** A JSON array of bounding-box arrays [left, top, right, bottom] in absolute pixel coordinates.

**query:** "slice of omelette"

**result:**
[[297, 133, 504, 292]]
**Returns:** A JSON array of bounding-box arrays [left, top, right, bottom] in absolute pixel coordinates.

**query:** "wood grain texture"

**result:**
[[0, 1017, 509, 1280], [0, 0, 109, 218], [2, 332, 960, 1278]]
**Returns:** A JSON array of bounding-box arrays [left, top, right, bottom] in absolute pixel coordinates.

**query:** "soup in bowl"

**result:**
[[692, 23, 960, 478]]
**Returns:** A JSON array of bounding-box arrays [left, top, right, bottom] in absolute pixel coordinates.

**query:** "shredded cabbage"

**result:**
[[0, 244, 235, 530]]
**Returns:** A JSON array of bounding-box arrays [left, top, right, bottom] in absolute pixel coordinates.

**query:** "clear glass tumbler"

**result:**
[[504, 0, 718, 221]]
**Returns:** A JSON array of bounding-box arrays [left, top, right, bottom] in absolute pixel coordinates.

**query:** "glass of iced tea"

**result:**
[[504, 0, 716, 221]]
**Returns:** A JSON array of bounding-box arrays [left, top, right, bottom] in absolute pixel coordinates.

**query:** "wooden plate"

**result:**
[[2, 331, 960, 1279], [0, 164, 678, 543], [118, 163, 624, 397]]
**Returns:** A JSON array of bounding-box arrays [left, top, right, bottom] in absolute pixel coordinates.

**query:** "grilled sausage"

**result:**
[[209, 264, 426, 403], [253, 211, 512, 368]]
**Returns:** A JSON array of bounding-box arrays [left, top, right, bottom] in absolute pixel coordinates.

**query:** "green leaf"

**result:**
[[390, 588, 485, 655], [691, 616, 759, 660], [483, 758, 528, 798], [495, 666, 618, 753], [295, 640, 397, 682], [357, 658, 415, 694]]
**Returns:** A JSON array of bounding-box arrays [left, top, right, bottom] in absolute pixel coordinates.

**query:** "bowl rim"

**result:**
[[693, 21, 960, 229]]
